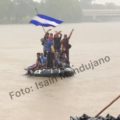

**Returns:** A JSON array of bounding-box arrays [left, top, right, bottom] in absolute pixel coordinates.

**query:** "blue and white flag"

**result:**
[[30, 14, 63, 27]]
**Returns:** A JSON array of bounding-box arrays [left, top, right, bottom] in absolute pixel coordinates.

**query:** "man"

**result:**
[[61, 29, 74, 65], [41, 29, 51, 57], [54, 31, 62, 52], [46, 33, 54, 68]]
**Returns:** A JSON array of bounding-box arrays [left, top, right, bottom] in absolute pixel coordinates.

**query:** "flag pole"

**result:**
[[42, 26, 46, 33], [34, 8, 46, 34]]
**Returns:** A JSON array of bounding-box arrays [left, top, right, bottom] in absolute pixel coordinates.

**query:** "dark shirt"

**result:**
[[62, 38, 69, 49], [54, 36, 61, 49]]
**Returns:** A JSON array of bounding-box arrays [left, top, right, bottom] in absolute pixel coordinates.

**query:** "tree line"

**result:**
[[0, 0, 119, 24]]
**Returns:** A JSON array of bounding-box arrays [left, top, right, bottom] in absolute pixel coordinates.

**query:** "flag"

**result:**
[[30, 14, 63, 27]]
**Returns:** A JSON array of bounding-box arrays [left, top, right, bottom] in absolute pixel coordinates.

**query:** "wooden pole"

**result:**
[[34, 8, 46, 34], [95, 95, 120, 117], [42, 26, 46, 34]]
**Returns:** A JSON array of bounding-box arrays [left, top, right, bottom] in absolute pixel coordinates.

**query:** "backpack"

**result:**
[[68, 44, 72, 49]]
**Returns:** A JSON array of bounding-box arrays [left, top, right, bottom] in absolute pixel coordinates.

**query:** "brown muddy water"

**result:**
[[0, 23, 120, 120]]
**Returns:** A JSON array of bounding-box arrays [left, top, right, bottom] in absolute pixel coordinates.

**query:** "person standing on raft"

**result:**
[[61, 29, 74, 65], [54, 31, 62, 52]]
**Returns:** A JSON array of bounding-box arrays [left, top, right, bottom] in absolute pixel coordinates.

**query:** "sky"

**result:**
[[33, 0, 120, 5]]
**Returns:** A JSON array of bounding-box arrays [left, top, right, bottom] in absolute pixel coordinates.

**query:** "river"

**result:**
[[0, 23, 120, 120]]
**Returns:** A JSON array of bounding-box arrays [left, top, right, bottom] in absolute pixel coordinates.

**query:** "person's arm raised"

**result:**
[[47, 29, 52, 33], [44, 29, 52, 38], [58, 31, 62, 39], [54, 31, 62, 39], [68, 29, 74, 39], [55, 31, 61, 35]]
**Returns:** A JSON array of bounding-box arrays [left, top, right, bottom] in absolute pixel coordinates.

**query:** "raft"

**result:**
[[70, 114, 120, 120], [26, 67, 75, 77]]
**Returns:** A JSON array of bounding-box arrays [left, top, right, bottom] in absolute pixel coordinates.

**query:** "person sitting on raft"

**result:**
[[61, 29, 74, 65], [40, 53, 47, 69], [25, 53, 41, 71]]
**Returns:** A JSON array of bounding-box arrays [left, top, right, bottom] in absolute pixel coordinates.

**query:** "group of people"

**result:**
[[27, 29, 74, 71]]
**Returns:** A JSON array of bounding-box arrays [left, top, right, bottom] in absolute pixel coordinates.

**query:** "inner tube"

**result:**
[[26, 67, 75, 77], [70, 114, 120, 120]]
